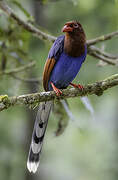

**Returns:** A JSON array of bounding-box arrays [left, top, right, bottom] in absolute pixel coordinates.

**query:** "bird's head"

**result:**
[[62, 21, 86, 39], [62, 21, 86, 57]]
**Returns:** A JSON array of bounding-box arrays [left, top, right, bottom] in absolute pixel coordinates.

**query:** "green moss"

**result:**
[[99, 35, 105, 41], [104, 74, 118, 81], [0, 95, 8, 102]]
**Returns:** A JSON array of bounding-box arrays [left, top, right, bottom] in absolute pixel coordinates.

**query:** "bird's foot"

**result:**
[[70, 82, 84, 90], [51, 82, 62, 96]]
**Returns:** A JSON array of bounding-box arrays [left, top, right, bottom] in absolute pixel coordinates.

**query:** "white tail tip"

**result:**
[[27, 160, 39, 173]]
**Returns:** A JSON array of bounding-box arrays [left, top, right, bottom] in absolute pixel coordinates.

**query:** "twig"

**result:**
[[0, 61, 35, 75], [0, 73, 118, 112], [87, 31, 118, 46], [88, 46, 118, 60], [11, 74, 41, 84], [0, 0, 56, 42], [89, 51, 118, 65], [0, 1, 118, 67], [0, 0, 118, 46]]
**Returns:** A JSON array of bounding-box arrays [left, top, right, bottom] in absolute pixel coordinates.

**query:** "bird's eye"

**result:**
[[69, 24, 73, 27], [74, 23, 79, 28]]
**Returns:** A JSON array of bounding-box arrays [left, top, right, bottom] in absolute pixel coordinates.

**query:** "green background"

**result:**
[[0, 0, 118, 179]]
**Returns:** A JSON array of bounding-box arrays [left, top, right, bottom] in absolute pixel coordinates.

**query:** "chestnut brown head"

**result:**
[[62, 21, 86, 57], [62, 21, 85, 35]]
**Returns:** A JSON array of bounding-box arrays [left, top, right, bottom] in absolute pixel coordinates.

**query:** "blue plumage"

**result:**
[[27, 20, 87, 174], [47, 35, 87, 91], [48, 35, 64, 60]]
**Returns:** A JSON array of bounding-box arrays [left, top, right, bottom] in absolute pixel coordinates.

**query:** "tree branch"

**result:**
[[88, 46, 118, 60], [0, 61, 35, 75], [0, 0, 56, 42], [0, 0, 118, 68], [88, 46, 118, 65], [0, 74, 118, 112], [0, 0, 118, 46], [10, 74, 40, 84], [88, 51, 118, 65], [0, 0, 118, 66], [87, 31, 118, 46]]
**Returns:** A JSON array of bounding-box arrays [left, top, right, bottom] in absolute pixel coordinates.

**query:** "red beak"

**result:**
[[62, 25, 73, 32]]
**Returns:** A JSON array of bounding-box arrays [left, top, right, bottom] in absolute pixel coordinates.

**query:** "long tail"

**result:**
[[27, 101, 53, 173]]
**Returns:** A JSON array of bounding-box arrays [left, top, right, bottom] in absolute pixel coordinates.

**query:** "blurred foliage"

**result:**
[[0, 0, 118, 180], [0, 16, 31, 70]]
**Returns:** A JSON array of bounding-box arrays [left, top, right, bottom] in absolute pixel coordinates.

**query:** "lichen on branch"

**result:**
[[0, 1, 118, 114], [0, 74, 118, 112]]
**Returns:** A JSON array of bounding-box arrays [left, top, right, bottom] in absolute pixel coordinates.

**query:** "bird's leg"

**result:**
[[51, 82, 62, 96], [70, 82, 84, 90]]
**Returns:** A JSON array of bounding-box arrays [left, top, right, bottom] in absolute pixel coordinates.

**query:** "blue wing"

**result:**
[[48, 35, 65, 61], [43, 35, 65, 91]]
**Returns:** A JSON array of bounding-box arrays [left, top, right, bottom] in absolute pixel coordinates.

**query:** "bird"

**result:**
[[27, 20, 87, 173]]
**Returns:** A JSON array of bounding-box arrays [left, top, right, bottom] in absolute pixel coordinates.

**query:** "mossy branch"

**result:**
[[0, 74, 118, 112]]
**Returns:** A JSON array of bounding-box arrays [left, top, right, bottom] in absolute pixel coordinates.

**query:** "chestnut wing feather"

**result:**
[[43, 35, 65, 91], [43, 58, 56, 91]]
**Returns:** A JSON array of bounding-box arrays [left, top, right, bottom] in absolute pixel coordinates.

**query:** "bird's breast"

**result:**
[[48, 51, 86, 90]]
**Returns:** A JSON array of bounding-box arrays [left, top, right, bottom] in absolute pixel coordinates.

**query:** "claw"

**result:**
[[51, 82, 62, 96], [70, 82, 84, 90]]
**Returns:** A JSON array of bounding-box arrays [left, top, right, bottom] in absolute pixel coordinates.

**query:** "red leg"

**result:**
[[51, 82, 62, 96], [70, 82, 84, 90]]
